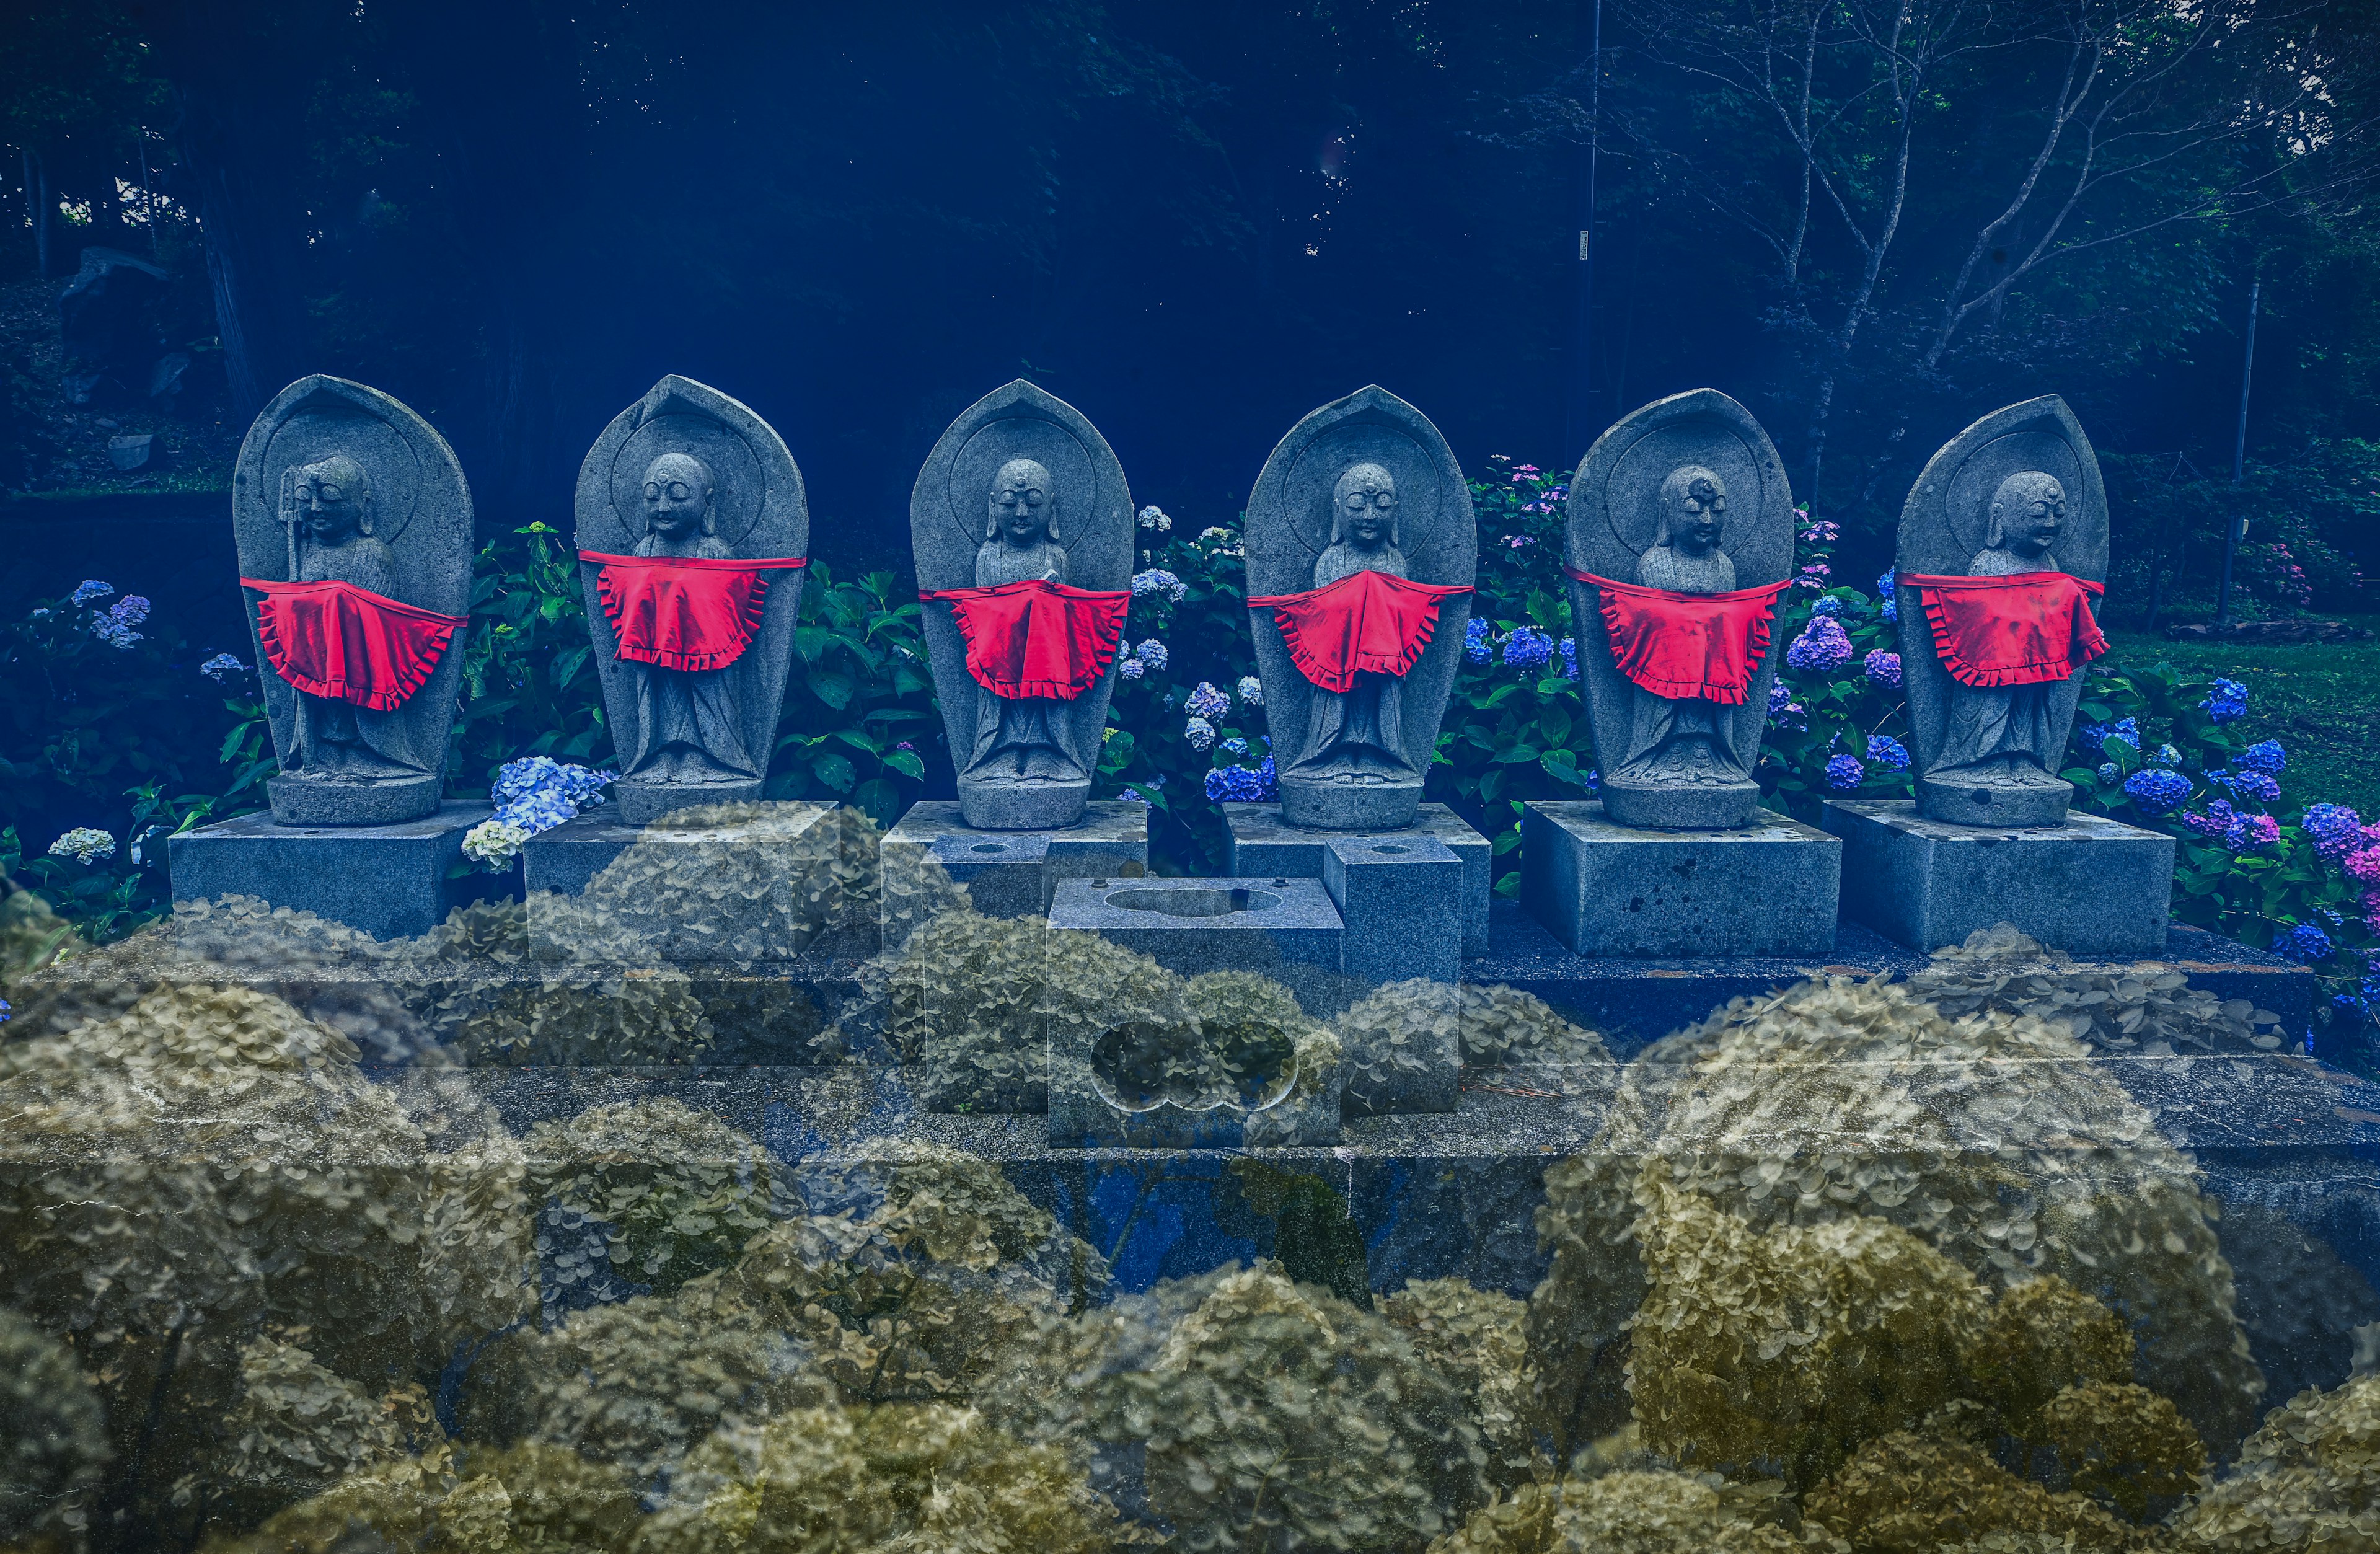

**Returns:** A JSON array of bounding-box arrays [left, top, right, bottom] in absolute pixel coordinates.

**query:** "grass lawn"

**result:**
[[2101, 617, 2380, 818]]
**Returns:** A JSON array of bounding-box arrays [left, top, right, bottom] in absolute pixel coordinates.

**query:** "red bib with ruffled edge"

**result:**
[[1902, 572, 2107, 688], [241, 578, 464, 712], [1246, 569, 1474, 695], [1564, 567, 1792, 705], [919, 579, 1130, 700], [580, 552, 807, 673]]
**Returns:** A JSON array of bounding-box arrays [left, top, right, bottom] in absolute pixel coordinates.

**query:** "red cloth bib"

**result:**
[[1902, 572, 2107, 688], [1246, 570, 1474, 695], [241, 578, 464, 712], [919, 579, 1130, 700], [1566, 567, 1791, 705], [580, 552, 807, 673]]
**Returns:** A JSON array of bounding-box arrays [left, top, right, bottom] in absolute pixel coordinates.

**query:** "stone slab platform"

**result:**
[[1048, 876, 1344, 989], [1824, 798, 2176, 956], [883, 800, 1147, 943], [1519, 800, 1841, 958], [1222, 802, 1492, 958], [169, 802, 507, 941]]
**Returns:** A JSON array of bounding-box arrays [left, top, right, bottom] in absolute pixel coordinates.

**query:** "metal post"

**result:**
[[1564, 0, 1603, 467], [2214, 275, 2260, 628]]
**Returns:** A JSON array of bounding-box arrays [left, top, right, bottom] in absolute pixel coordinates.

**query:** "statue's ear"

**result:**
[[356, 494, 375, 536], [702, 493, 717, 536]]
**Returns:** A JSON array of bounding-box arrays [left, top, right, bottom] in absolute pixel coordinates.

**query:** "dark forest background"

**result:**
[[6, 0, 2379, 616]]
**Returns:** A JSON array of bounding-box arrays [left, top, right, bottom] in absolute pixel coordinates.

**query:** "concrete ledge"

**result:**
[[1223, 802, 1492, 957], [169, 802, 501, 941], [1823, 798, 2175, 956], [882, 800, 1147, 943], [1519, 800, 1840, 958]]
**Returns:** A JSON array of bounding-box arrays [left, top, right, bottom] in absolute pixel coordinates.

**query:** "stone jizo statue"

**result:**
[[1896, 396, 2110, 828], [235, 376, 473, 826], [1243, 386, 1476, 831], [1563, 390, 1794, 830], [576, 376, 811, 825], [912, 380, 1134, 831]]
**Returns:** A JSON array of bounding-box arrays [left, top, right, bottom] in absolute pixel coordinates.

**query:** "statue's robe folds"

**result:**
[[1250, 557, 1471, 783], [245, 539, 460, 778], [582, 539, 808, 782], [1905, 562, 2106, 782]]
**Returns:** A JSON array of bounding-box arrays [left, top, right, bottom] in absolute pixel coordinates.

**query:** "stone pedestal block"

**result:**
[[1047, 876, 1344, 992], [1324, 834, 1463, 990], [169, 803, 499, 942], [1519, 801, 1840, 958], [1222, 801, 1491, 957], [880, 800, 1147, 948], [519, 801, 860, 961], [1822, 799, 2175, 956]]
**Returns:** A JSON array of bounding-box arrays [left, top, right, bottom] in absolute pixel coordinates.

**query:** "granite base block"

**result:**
[[518, 802, 861, 961], [1324, 833, 1463, 991], [1519, 801, 1840, 958], [169, 802, 501, 941], [1823, 799, 2175, 956], [1222, 801, 1492, 958], [881, 800, 1147, 948], [1047, 876, 1345, 993]]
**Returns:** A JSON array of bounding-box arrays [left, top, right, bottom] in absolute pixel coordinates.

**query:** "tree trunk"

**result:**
[[24, 148, 55, 278]]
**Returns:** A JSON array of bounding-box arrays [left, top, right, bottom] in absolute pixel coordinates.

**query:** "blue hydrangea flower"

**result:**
[[1184, 717, 1217, 751], [1876, 568, 1896, 599], [2125, 769, 2192, 816], [1130, 568, 1187, 602], [1133, 638, 1170, 671], [2213, 769, 2282, 804], [2237, 739, 2287, 774], [1880, 595, 1898, 624], [71, 580, 114, 605], [1582, 769, 1600, 792], [1119, 787, 1147, 803], [89, 595, 149, 650], [1463, 618, 1492, 664], [2097, 763, 2119, 784], [2202, 678, 2249, 723], [2278, 922, 2335, 963], [1824, 754, 1865, 790], [1220, 736, 1248, 756], [1205, 764, 1265, 802], [1559, 637, 1578, 679], [1185, 681, 1230, 722], [1502, 625, 1556, 670], [0, 998, 10, 1024], [1772, 699, 1809, 731], [1255, 755, 1279, 801], [2304, 803, 2365, 860], [493, 757, 611, 811], [199, 652, 249, 681], [2080, 718, 2140, 757], [1236, 675, 1263, 707], [1809, 595, 1844, 619], [1866, 735, 1911, 772], [1768, 683, 1793, 715], [1785, 617, 1855, 673], [1118, 656, 1145, 681], [2151, 744, 2183, 769], [1863, 650, 1902, 689]]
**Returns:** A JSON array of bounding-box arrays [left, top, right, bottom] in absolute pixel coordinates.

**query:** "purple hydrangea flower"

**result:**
[[1773, 699, 1809, 731], [2237, 739, 2286, 774], [90, 594, 150, 649], [2125, 769, 2193, 816], [1866, 735, 1910, 772], [2214, 769, 2282, 804], [1118, 656, 1145, 681], [1134, 638, 1170, 671], [1785, 617, 1854, 673], [1185, 681, 1230, 722], [1863, 650, 1902, 689], [199, 652, 249, 681], [1768, 683, 1792, 715], [2202, 678, 2249, 724], [71, 580, 114, 605], [1824, 754, 1865, 790], [2229, 814, 2281, 852], [1502, 625, 1556, 670], [2304, 803, 2365, 860], [2182, 800, 2237, 838]]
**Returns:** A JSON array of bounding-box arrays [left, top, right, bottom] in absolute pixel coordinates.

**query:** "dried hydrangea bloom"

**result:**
[[728, 1142, 1108, 1404], [1804, 1429, 2143, 1552], [994, 1262, 1486, 1554], [522, 1097, 775, 1294], [2174, 1369, 2380, 1551], [572, 800, 880, 961], [639, 1402, 1124, 1554], [205, 1441, 641, 1554], [1337, 979, 1610, 1115], [0, 1305, 108, 1547], [1432, 1469, 1825, 1554], [1903, 924, 2286, 1054], [1189, 969, 1340, 1124], [1383, 1278, 1537, 1485], [218, 1336, 440, 1519]]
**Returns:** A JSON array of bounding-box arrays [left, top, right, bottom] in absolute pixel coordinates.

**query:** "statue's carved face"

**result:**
[[1991, 472, 2065, 557], [643, 453, 715, 539], [1334, 462, 1397, 549], [296, 454, 371, 542], [1659, 467, 1727, 555], [990, 458, 1054, 544]]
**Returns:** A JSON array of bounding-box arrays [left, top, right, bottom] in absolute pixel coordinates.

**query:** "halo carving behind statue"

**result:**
[[232, 374, 473, 827]]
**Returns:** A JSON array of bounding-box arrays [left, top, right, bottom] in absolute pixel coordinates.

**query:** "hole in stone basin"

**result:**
[[1104, 886, 1280, 917], [1370, 845, 1410, 855], [969, 843, 1007, 854]]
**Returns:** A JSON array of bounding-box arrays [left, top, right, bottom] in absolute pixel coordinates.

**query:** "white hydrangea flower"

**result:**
[[48, 828, 115, 866], [461, 818, 534, 872]]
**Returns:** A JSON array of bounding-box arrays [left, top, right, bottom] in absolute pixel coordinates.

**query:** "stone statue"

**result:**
[[1564, 391, 1792, 830], [913, 381, 1133, 831], [1898, 397, 2109, 828], [234, 376, 472, 826], [576, 376, 809, 825], [1245, 386, 1476, 831]]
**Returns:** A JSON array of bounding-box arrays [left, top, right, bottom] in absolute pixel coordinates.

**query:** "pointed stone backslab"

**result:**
[[1897, 395, 2107, 827], [1561, 389, 1792, 830], [234, 375, 472, 826], [575, 376, 809, 824], [1243, 386, 1476, 830], [910, 380, 1132, 830]]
